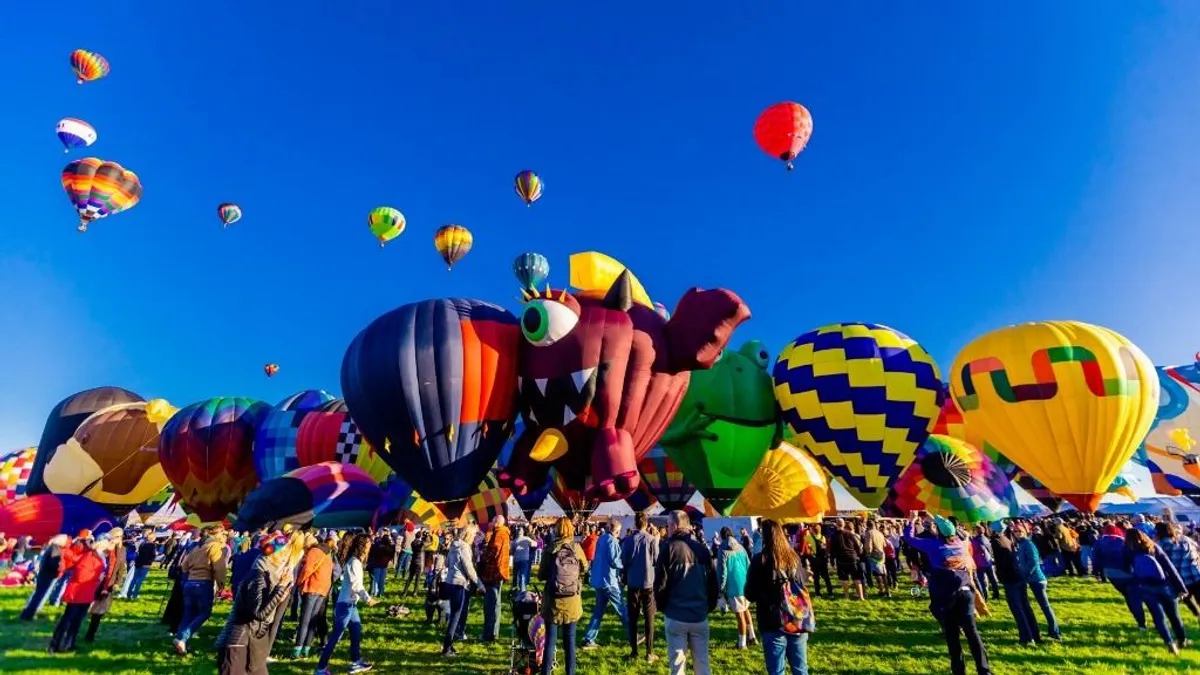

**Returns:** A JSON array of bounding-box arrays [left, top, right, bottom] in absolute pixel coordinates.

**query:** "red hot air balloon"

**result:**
[[753, 102, 813, 170]]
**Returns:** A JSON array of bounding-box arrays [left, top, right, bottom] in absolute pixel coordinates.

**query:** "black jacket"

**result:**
[[653, 533, 718, 622], [135, 541, 158, 568], [991, 533, 1020, 584], [217, 567, 292, 674], [744, 552, 808, 633]]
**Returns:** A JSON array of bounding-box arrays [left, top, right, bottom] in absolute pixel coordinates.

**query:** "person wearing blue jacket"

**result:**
[[1014, 521, 1061, 641], [1094, 523, 1147, 629], [582, 520, 628, 649], [718, 527, 755, 650]]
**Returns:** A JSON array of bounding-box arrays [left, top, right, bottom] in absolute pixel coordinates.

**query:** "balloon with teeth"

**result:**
[[498, 251, 751, 505], [341, 298, 520, 518]]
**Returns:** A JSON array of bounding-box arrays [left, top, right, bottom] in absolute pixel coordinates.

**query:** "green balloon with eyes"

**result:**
[[659, 340, 783, 515]]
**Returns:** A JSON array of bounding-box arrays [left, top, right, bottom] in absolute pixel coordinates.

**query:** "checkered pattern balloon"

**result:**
[[773, 323, 943, 508], [880, 434, 1016, 523], [0, 447, 36, 506], [464, 470, 510, 527]]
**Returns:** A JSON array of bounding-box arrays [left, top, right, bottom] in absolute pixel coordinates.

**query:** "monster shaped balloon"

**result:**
[[342, 298, 520, 517], [27, 386, 144, 496], [659, 340, 782, 514], [498, 252, 750, 502]]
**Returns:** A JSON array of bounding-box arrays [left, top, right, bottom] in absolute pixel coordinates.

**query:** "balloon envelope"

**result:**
[[235, 462, 383, 530], [731, 442, 829, 523], [70, 49, 110, 83], [773, 323, 942, 508], [61, 158, 143, 231], [513, 252, 550, 291], [56, 118, 97, 151], [252, 390, 337, 482], [880, 434, 1016, 523], [433, 225, 473, 269], [637, 447, 696, 512], [1137, 360, 1200, 495], [753, 102, 813, 168], [0, 447, 36, 506], [0, 494, 116, 545], [28, 386, 143, 496], [294, 399, 391, 484], [950, 321, 1159, 512]]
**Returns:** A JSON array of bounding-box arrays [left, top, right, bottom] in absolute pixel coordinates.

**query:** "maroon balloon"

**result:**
[[499, 271, 749, 502]]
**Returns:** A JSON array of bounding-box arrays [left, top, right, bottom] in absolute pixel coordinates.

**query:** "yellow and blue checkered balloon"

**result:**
[[772, 323, 943, 508]]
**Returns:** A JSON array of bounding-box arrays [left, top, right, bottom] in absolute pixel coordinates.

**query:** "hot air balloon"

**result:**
[[463, 471, 511, 528], [653, 302, 671, 321], [950, 321, 1159, 512], [341, 298, 520, 517], [514, 170, 543, 206], [625, 480, 659, 513], [252, 390, 337, 482], [513, 252, 550, 291], [549, 470, 600, 518], [933, 383, 1018, 480], [26, 386, 144, 496], [61, 158, 143, 232], [158, 397, 271, 523], [753, 102, 813, 170], [434, 224, 473, 270], [42, 399, 176, 515], [56, 118, 97, 153], [636, 447, 696, 512], [773, 323, 943, 509], [218, 203, 243, 228], [368, 206, 405, 247], [1136, 359, 1200, 496], [264, 363, 279, 377], [234, 462, 383, 530], [513, 476, 552, 520], [294, 399, 392, 483], [376, 473, 447, 528], [0, 447, 36, 506], [70, 49, 110, 84], [879, 434, 1016, 523], [136, 485, 175, 518], [660, 341, 782, 514], [731, 442, 830, 523], [0, 494, 115, 545]]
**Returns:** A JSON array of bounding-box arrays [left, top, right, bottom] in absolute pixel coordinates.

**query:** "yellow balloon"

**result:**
[[569, 251, 653, 308], [949, 321, 1159, 512], [732, 442, 830, 522]]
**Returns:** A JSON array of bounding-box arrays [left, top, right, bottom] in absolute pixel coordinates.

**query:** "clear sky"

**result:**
[[2, 3, 1199, 461]]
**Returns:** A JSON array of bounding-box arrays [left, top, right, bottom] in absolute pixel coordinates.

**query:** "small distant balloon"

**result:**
[[368, 207, 405, 248], [70, 49, 110, 84], [56, 118, 97, 153], [217, 203, 242, 228], [514, 170, 543, 206], [513, 252, 549, 290], [434, 224, 473, 270], [754, 102, 813, 170], [264, 363, 280, 378], [653, 302, 671, 321]]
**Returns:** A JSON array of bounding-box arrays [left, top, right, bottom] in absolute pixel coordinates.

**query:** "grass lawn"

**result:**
[[1, 572, 1197, 674]]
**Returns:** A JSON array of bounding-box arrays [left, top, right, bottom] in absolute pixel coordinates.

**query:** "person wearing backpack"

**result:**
[[478, 515, 512, 642], [1127, 529, 1189, 653], [539, 517, 589, 675], [654, 510, 718, 675], [745, 519, 812, 675]]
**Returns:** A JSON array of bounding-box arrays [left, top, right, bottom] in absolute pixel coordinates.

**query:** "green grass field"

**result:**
[[1, 572, 1197, 674]]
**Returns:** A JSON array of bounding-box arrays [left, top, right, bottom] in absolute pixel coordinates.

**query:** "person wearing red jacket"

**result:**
[[49, 531, 106, 653]]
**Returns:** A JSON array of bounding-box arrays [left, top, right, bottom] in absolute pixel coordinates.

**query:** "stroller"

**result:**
[[509, 590, 544, 675]]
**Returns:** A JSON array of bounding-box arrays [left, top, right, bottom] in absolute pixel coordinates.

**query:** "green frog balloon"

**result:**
[[659, 340, 783, 514]]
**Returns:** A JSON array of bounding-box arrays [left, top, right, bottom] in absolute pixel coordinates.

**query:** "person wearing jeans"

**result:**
[[745, 519, 811, 675], [293, 534, 335, 658], [172, 528, 228, 655], [478, 516, 512, 642], [126, 535, 159, 600], [654, 511, 718, 675], [622, 512, 659, 662], [512, 527, 535, 593], [1015, 524, 1061, 641], [539, 518, 588, 675], [583, 521, 628, 648], [440, 524, 484, 656], [316, 533, 376, 675], [991, 525, 1038, 644]]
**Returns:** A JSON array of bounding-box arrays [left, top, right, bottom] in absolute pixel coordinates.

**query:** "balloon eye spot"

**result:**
[[759, 351, 768, 361], [521, 300, 577, 347]]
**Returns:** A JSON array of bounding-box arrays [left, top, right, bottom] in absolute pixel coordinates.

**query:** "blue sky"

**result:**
[[2, 3, 1199, 465]]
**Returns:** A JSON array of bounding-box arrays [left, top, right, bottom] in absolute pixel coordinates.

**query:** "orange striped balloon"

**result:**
[[61, 158, 143, 232]]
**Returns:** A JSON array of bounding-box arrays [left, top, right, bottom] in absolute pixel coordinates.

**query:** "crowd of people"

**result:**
[[4, 508, 1200, 675]]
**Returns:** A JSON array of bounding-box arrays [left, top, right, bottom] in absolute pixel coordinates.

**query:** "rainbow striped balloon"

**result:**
[[514, 170, 543, 206], [70, 49, 110, 84], [61, 158, 143, 232], [433, 224, 473, 270]]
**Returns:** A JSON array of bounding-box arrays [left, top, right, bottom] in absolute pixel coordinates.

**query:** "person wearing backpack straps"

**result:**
[[653, 510, 719, 675], [478, 515, 512, 643], [538, 517, 589, 675], [1127, 528, 1190, 654], [745, 519, 812, 675]]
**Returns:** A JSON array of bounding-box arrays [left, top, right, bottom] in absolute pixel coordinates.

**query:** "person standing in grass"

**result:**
[[479, 515, 512, 643], [655, 510, 718, 675], [970, 526, 1000, 601], [84, 531, 126, 642], [216, 533, 298, 675], [125, 533, 158, 600], [863, 520, 890, 598], [832, 520, 865, 601], [745, 519, 812, 675], [394, 521, 414, 582], [401, 531, 427, 598], [47, 531, 105, 654], [539, 517, 589, 675], [366, 530, 394, 598], [1013, 522, 1061, 641], [1128, 529, 1189, 654], [718, 526, 755, 650], [315, 533, 376, 675], [20, 534, 66, 621], [174, 526, 229, 655], [293, 534, 335, 659], [803, 526, 833, 598], [1156, 522, 1200, 622], [512, 526, 535, 593], [622, 511, 659, 664], [441, 524, 484, 656], [582, 520, 627, 649], [903, 513, 992, 675], [991, 523, 1038, 645]]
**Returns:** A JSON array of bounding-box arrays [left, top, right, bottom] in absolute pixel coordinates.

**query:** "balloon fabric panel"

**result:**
[[0, 447, 36, 506], [0, 494, 116, 545], [28, 386, 143, 496], [1138, 362, 1200, 495]]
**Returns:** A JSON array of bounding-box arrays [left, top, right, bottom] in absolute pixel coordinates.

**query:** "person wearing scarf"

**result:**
[[216, 533, 298, 675]]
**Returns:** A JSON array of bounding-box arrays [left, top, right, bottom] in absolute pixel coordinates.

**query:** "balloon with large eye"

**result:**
[[218, 203, 243, 228], [368, 207, 405, 248], [753, 102, 813, 170], [513, 252, 550, 291], [56, 118, 97, 153], [434, 224, 473, 270], [26, 386, 144, 496], [70, 49, 110, 84], [1133, 359, 1200, 496], [61, 158, 143, 232], [514, 170, 543, 206]]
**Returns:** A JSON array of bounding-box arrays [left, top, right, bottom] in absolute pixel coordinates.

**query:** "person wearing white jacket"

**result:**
[[441, 524, 484, 657], [315, 533, 377, 675]]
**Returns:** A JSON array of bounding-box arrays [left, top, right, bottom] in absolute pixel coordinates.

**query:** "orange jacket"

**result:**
[[296, 546, 334, 596], [479, 524, 511, 584]]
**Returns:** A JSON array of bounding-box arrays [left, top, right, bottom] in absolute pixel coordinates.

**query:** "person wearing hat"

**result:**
[[48, 531, 106, 653], [903, 512, 992, 675], [85, 530, 127, 642]]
